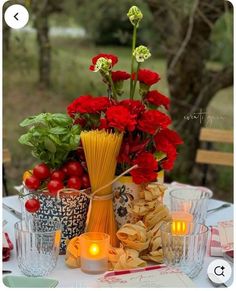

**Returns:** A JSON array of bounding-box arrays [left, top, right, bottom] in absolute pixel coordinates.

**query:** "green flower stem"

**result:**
[[131, 63, 141, 99], [130, 24, 137, 99], [108, 74, 118, 101]]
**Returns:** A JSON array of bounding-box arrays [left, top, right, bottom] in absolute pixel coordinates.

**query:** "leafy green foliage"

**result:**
[[77, 0, 153, 46], [210, 12, 233, 65], [19, 113, 81, 169]]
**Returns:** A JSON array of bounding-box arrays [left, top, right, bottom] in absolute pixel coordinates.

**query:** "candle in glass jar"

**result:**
[[80, 232, 110, 274], [171, 211, 193, 235]]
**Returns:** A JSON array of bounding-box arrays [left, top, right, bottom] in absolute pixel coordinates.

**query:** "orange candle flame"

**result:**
[[172, 221, 188, 235], [89, 243, 100, 256]]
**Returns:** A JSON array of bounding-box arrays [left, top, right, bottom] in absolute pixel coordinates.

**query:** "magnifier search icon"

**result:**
[[214, 266, 225, 277], [208, 259, 232, 284]]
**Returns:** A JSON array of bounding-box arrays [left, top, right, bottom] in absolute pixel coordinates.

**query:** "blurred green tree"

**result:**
[[146, 0, 233, 184], [210, 11, 233, 65], [76, 0, 154, 46], [32, 0, 62, 88]]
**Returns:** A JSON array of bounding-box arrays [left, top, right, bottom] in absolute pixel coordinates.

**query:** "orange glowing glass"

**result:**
[[79, 232, 110, 274], [171, 211, 193, 235], [172, 220, 187, 235]]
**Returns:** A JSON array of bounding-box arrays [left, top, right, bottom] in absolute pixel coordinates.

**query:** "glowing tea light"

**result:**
[[171, 211, 193, 235], [89, 243, 100, 256], [80, 232, 110, 274]]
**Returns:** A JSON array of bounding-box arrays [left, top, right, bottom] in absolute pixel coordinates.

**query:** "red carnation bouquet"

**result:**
[[67, 7, 183, 185]]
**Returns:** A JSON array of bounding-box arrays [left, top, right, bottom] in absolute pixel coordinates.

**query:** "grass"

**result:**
[[3, 31, 233, 201]]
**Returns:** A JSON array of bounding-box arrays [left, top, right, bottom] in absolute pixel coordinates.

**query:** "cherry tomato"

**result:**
[[62, 165, 69, 176], [67, 176, 82, 190], [47, 179, 64, 195], [76, 149, 86, 161], [51, 170, 65, 181], [25, 175, 40, 190], [33, 163, 50, 180], [66, 161, 83, 177], [81, 174, 90, 189], [25, 198, 40, 213], [80, 161, 88, 170]]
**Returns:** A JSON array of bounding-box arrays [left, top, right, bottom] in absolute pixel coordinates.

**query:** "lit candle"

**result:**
[[171, 211, 193, 235], [80, 232, 110, 274]]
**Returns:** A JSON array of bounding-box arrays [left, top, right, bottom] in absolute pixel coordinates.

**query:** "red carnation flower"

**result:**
[[90, 53, 118, 71], [98, 118, 109, 130], [106, 105, 137, 132], [67, 96, 110, 117], [119, 99, 145, 116], [162, 148, 177, 170], [154, 129, 183, 170], [118, 135, 150, 164], [131, 152, 158, 184], [157, 128, 183, 145], [132, 69, 160, 86], [118, 141, 131, 164], [154, 137, 177, 171], [138, 110, 171, 134], [74, 117, 87, 127], [146, 90, 170, 110], [90, 96, 110, 112], [67, 96, 92, 117], [111, 71, 130, 82]]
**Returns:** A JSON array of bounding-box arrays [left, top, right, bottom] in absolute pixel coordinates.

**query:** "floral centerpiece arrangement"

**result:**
[[18, 6, 183, 258], [66, 5, 183, 231]]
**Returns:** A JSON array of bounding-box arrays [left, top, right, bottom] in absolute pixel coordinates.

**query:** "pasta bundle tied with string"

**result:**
[[80, 130, 123, 246]]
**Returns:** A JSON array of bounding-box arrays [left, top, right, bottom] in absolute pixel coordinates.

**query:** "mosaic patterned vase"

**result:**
[[21, 189, 90, 254]]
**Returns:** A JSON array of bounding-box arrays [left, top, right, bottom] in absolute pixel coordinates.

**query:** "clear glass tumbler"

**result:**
[[169, 188, 213, 223], [14, 218, 62, 277], [161, 221, 209, 278]]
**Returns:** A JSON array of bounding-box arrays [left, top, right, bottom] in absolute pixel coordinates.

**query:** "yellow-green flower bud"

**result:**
[[94, 57, 112, 75], [133, 45, 151, 63], [127, 6, 143, 27]]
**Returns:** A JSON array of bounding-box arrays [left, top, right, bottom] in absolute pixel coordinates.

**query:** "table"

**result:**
[[2, 195, 233, 288]]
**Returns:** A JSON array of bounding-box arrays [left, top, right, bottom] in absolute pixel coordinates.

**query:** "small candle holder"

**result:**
[[80, 232, 110, 274], [171, 211, 193, 235]]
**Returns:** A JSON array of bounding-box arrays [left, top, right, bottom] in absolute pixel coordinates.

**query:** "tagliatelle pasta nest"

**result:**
[[109, 248, 147, 270], [144, 204, 170, 229], [141, 236, 163, 263], [113, 183, 171, 267], [139, 183, 167, 202], [131, 199, 156, 216], [65, 237, 81, 268], [116, 221, 150, 251]]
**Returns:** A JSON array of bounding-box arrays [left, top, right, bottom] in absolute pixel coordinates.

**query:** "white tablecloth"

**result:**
[[2, 195, 233, 288]]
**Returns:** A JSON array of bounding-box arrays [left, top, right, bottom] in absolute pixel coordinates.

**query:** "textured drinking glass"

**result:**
[[161, 222, 209, 278], [170, 188, 213, 223], [14, 218, 62, 277]]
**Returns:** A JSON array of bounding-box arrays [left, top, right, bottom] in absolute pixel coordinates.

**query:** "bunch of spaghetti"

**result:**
[[80, 130, 123, 246]]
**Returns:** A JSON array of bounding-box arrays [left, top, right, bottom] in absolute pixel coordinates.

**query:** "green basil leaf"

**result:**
[[48, 134, 61, 145], [18, 133, 33, 146], [20, 116, 38, 127], [49, 127, 68, 135], [44, 137, 56, 153]]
